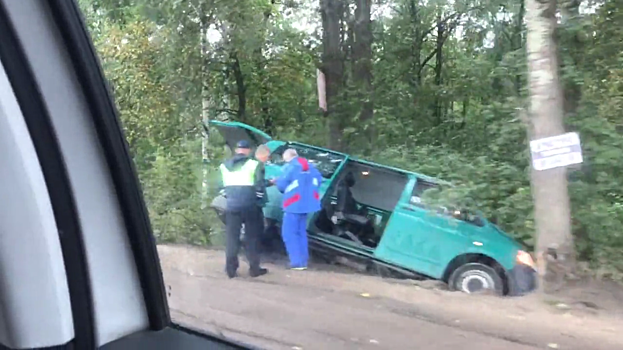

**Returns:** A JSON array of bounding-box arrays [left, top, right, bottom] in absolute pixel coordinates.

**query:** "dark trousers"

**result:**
[[225, 207, 262, 276], [256, 209, 273, 253]]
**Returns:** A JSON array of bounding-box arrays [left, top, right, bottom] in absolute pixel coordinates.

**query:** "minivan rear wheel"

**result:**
[[448, 263, 503, 295]]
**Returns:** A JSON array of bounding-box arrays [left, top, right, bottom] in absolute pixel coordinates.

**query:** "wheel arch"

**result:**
[[442, 253, 509, 295]]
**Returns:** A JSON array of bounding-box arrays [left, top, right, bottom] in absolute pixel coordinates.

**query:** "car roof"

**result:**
[[209, 119, 450, 187]]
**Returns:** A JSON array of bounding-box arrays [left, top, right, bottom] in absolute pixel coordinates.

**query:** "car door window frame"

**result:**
[[0, 3, 94, 347]]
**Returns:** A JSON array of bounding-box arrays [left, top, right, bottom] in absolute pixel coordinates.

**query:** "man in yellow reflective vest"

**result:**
[[218, 140, 268, 278]]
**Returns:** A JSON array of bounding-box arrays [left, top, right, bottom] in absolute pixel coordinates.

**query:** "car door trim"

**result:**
[[46, 0, 170, 330], [0, 2, 95, 348]]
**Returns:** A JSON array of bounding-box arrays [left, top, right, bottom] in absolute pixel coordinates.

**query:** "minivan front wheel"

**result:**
[[448, 263, 503, 295]]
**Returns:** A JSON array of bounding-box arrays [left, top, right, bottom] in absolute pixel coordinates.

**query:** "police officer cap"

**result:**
[[236, 140, 251, 149]]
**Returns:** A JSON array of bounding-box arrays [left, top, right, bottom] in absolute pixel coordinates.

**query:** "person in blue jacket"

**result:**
[[274, 148, 323, 270]]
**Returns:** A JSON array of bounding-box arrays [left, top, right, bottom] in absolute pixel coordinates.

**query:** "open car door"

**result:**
[[209, 120, 272, 152], [208, 120, 272, 224], [0, 1, 250, 349]]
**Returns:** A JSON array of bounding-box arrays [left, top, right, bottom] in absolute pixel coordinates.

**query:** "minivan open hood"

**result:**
[[208, 120, 272, 152]]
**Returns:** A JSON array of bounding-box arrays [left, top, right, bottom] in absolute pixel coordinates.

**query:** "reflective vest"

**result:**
[[219, 159, 259, 187]]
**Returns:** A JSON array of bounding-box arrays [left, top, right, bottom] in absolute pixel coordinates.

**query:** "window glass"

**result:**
[[410, 180, 438, 206], [410, 181, 484, 227]]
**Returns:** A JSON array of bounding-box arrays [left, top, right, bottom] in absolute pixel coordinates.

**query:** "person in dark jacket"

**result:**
[[218, 140, 268, 278], [255, 145, 273, 253], [254, 144, 272, 208], [334, 171, 358, 220]]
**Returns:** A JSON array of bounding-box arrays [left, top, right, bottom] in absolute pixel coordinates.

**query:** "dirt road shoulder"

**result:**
[[158, 244, 623, 350]]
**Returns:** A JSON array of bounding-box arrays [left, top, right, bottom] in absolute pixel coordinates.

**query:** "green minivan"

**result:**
[[210, 120, 537, 296]]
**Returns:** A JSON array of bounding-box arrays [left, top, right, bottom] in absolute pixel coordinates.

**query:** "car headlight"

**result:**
[[516, 250, 536, 270]]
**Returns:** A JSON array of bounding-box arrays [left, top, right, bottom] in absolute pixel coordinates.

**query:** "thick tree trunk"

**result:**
[[353, 0, 374, 153], [321, 0, 345, 151], [200, 18, 210, 209], [433, 13, 444, 127], [258, 1, 275, 135], [514, 0, 526, 96], [409, 0, 422, 90], [525, 0, 575, 293], [231, 53, 247, 122], [561, 0, 583, 116]]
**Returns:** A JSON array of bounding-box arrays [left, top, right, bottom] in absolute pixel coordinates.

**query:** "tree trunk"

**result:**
[[231, 52, 247, 122], [353, 0, 374, 154], [525, 0, 575, 293], [561, 0, 583, 116], [200, 17, 210, 209], [409, 0, 422, 90], [258, 1, 275, 135], [514, 0, 526, 96], [321, 0, 345, 151], [433, 13, 444, 128]]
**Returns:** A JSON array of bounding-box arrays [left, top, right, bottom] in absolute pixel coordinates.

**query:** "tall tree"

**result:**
[[353, 0, 374, 152], [321, 0, 346, 151], [525, 0, 574, 292]]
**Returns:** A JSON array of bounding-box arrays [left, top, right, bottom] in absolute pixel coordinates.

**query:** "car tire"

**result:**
[[448, 263, 503, 295]]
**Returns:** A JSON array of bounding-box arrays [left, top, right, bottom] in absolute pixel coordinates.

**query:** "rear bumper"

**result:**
[[507, 264, 537, 296]]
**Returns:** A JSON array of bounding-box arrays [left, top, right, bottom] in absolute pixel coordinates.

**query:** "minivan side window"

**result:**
[[410, 180, 484, 227], [410, 179, 438, 208]]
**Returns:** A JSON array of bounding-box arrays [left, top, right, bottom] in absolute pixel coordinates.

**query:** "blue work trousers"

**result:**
[[281, 212, 309, 268]]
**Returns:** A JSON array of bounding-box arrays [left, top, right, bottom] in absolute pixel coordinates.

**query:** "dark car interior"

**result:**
[[313, 160, 409, 249]]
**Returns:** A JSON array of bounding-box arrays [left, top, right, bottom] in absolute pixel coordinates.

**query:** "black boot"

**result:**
[[249, 268, 268, 277], [225, 264, 238, 279]]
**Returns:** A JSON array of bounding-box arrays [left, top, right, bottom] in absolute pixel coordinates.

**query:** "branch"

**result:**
[[418, 16, 462, 75], [502, 28, 513, 44], [419, 50, 438, 74], [390, 5, 405, 17], [421, 6, 483, 38], [214, 108, 239, 116]]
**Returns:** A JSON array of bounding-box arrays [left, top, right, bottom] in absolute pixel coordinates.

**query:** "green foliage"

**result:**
[[80, 0, 623, 279], [143, 144, 207, 245]]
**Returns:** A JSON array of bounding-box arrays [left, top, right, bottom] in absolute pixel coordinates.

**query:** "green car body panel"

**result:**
[[209, 120, 532, 292]]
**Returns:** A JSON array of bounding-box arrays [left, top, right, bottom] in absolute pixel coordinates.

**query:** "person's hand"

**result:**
[[269, 178, 277, 184]]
